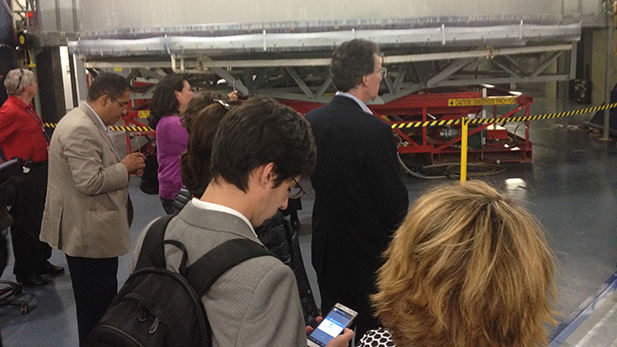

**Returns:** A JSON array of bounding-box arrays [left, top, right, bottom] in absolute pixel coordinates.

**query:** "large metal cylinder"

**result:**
[[74, 0, 594, 34]]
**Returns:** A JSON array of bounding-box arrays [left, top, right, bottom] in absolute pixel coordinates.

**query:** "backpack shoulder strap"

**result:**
[[186, 238, 274, 296], [135, 214, 176, 270]]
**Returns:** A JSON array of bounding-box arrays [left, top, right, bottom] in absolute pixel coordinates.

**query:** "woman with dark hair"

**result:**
[[148, 74, 193, 214], [181, 90, 224, 133], [180, 100, 237, 198]]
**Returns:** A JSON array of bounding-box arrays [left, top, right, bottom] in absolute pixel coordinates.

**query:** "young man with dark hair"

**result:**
[[41, 72, 145, 346], [132, 96, 353, 347], [305, 39, 410, 340]]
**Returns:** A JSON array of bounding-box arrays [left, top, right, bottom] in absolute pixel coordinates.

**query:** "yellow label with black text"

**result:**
[[448, 97, 518, 107]]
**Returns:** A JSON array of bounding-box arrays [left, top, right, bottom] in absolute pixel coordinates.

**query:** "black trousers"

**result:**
[[65, 255, 118, 347], [10, 163, 52, 276]]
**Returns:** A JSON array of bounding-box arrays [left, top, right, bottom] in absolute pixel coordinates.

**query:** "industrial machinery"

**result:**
[[280, 86, 533, 166], [375, 87, 533, 164]]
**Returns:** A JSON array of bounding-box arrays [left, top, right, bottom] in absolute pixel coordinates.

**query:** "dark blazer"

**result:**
[[305, 95, 409, 337]]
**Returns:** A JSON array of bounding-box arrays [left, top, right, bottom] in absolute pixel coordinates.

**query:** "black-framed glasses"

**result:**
[[213, 98, 231, 110], [288, 177, 306, 199]]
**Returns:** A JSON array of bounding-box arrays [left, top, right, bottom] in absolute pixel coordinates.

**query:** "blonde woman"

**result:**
[[360, 180, 557, 347]]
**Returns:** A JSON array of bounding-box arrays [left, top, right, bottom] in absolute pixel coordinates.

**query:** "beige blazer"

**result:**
[[41, 103, 131, 258]]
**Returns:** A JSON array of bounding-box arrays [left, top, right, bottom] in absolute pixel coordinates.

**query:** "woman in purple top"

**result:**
[[148, 74, 194, 214]]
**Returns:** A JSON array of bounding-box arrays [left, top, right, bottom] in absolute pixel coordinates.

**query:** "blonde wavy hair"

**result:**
[[372, 180, 557, 347]]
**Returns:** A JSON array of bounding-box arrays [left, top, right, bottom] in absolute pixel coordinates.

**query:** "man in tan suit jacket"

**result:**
[[40, 73, 145, 346]]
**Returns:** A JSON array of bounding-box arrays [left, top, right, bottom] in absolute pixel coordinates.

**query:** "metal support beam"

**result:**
[[569, 42, 577, 80], [314, 75, 333, 99], [436, 74, 571, 87], [251, 68, 271, 91], [461, 57, 486, 72], [427, 58, 475, 87], [74, 56, 88, 101], [284, 67, 314, 98], [136, 68, 166, 81], [383, 75, 396, 95], [381, 82, 425, 102], [530, 51, 563, 77], [502, 55, 526, 73], [384, 44, 572, 64], [201, 56, 249, 95], [491, 58, 523, 79], [393, 64, 409, 92], [603, 21, 613, 140]]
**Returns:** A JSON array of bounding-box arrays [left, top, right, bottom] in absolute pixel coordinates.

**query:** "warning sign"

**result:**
[[448, 97, 518, 107]]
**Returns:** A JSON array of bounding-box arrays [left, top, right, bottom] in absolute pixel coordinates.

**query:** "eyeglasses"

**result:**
[[107, 94, 129, 109], [113, 99, 129, 109], [288, 177, 306, 199], [378, 67, 387, 78], [213, 99, 231, 110]]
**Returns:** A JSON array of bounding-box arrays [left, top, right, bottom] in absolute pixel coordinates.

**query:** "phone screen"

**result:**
[[308, 306, 355, 346]]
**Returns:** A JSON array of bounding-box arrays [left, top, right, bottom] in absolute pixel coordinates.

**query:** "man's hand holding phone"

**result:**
[[307, 303, 356, 347], [307, 316, 353, 347]]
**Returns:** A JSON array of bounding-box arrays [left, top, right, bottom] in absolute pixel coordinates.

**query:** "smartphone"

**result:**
[[307, 303, 358, 347]]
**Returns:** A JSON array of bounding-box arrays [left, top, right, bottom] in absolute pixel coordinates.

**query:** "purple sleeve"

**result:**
[[156, 115, 188, 200]]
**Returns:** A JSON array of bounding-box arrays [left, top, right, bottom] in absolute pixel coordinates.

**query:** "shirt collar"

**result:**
[[84, 101, 110, 133], [190, 198, 258, 238], [335, 91, 374, 115], [8, 95, 29, 109]]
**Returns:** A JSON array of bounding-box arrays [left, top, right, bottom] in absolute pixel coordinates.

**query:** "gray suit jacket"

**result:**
[[41, 102, 131, 258], [132, 201, 307, 347]]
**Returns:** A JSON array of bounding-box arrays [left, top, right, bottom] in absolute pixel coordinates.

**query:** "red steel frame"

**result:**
[[122, 110, 155, 155], [280, 90, 534, 164], [119, 88, 533, 163]]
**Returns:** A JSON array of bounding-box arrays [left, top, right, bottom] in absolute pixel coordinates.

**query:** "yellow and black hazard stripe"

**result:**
[[43, 122, 154, 132], [391, 102, 617, 129], [110, 125, 154, 132], [41, 102, 617, 131]]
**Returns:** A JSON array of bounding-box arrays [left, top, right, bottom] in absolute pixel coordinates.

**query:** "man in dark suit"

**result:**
[[305, 38, 409, 340]]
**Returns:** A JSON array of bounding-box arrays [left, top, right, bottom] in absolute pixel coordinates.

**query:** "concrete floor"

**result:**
[[1, 96, 617, 346]]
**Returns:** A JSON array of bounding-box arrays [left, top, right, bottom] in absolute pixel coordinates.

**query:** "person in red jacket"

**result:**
[[0, 68, 64, 286]]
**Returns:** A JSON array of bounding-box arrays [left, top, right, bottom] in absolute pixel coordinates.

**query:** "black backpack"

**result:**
[[88, 214, 273, 347]]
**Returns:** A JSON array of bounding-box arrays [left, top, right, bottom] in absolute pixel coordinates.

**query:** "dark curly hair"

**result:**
[[330, 39, 380, 92]]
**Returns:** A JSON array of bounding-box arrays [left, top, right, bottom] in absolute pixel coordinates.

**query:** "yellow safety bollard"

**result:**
[[460, 117, 468, 182]]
